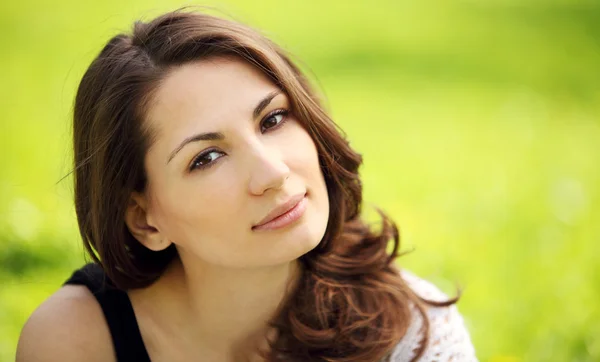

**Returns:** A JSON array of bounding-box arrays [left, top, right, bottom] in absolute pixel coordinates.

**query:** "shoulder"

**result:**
[[16, 284, 115, 362], [389, 270, 478, 361], [401, 269, 453, 302]]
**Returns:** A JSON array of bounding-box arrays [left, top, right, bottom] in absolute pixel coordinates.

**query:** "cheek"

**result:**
[[282, 124, 319, 167], [152, 172, 245, 243], [295, 132, 323, 183], [286, 128, 329, 211]]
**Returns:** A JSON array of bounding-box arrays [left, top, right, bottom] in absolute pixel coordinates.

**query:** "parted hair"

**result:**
[[72, 9, 457, 361]]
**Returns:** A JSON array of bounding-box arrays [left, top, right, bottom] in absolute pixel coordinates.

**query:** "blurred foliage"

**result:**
[[1, 0, 599, 361]]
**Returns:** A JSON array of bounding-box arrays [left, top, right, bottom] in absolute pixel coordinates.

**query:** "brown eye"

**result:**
[[190, 149, 224, 171], [260, 109, 289, 133]]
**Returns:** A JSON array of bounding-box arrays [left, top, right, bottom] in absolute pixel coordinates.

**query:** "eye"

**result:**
[[189, 149, 225, 172], [260, 109, 289, 133]]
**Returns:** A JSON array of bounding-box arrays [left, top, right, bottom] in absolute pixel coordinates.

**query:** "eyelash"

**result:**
[[259, 108, 289, 133], [188, 108, 290, 172]]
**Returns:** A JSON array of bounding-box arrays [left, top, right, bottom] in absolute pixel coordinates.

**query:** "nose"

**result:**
[[247, 143, 290, 196]]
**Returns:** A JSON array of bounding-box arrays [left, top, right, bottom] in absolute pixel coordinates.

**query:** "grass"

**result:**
[[1, 0, 599, 361]]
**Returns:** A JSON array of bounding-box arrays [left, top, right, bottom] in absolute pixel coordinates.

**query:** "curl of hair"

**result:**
[[72, 9, 457, 362]]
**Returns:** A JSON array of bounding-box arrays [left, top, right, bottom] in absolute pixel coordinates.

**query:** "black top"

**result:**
[[64, 263, 151, 362]]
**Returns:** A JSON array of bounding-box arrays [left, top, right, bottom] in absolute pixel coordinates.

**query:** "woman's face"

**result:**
[[135, 57, 329, 269]]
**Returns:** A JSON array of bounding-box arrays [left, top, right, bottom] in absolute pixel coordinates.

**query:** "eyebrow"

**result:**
[[167, 90, 282, 164]]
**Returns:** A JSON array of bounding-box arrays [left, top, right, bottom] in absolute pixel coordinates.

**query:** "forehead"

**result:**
[[143, 57, 279, 150]]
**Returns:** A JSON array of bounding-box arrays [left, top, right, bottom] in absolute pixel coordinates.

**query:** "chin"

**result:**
[[261, 225, 324, 266], [292, 217, 328, 257]]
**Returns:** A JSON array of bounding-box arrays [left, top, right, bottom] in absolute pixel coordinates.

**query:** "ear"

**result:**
[[124, 191, 172, 251]]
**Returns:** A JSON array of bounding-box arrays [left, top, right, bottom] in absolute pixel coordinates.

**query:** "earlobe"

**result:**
[[124, 192, 172, 251]]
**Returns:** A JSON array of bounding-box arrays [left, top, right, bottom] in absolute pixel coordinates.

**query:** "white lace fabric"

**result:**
[[387, 271, 478, 361]]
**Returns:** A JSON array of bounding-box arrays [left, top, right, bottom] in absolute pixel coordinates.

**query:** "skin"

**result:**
[[123, 57, 330, 361], [16, 57, 330, 362]]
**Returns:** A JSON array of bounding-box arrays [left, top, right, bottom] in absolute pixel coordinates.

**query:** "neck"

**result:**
[[146, 254, 302, 358]]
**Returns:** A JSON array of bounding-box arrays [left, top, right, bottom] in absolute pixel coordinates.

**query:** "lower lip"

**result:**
[[253, 195, 307, 231]]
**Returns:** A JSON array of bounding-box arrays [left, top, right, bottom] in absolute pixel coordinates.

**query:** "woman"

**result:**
[[16, 10, 476, 362]]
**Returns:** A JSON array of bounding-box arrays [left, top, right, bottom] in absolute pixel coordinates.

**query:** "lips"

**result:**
[[253, 192, 306, 228]]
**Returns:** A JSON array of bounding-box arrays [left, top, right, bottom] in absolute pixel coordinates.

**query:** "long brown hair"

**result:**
[[72, 9, 456, 361]]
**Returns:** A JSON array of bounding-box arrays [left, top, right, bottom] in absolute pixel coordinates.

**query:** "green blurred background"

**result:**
[[1, 0, 599, 361]]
